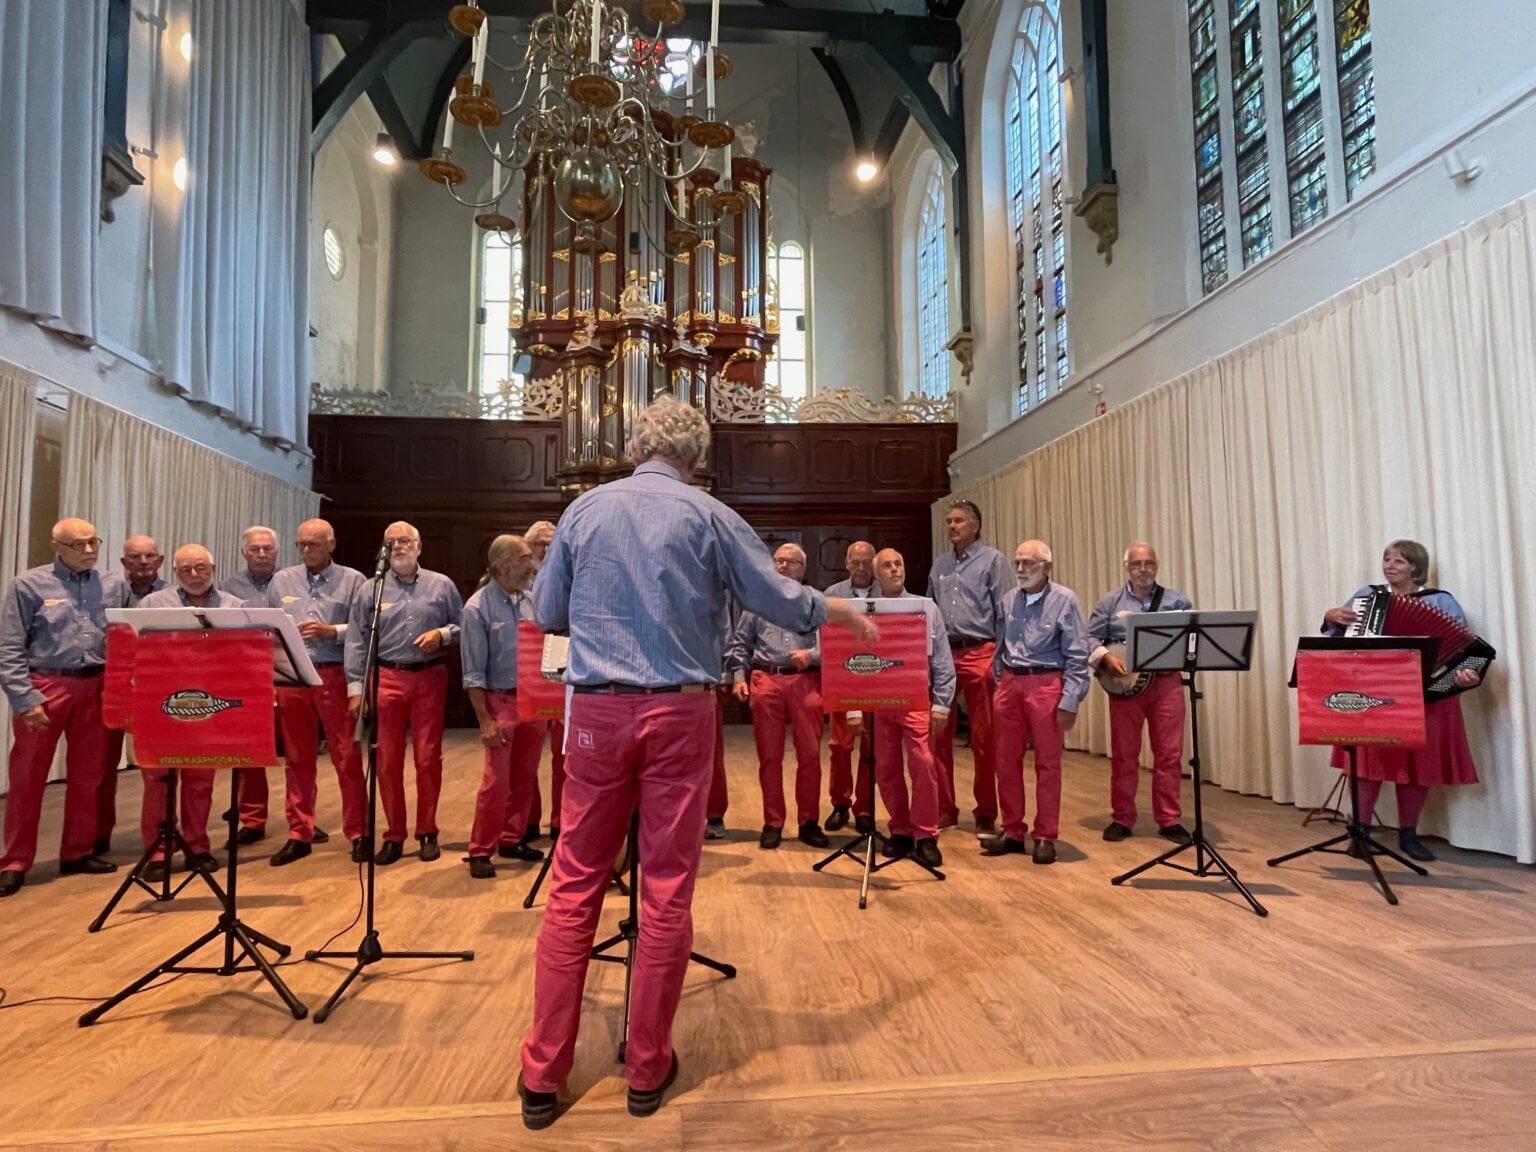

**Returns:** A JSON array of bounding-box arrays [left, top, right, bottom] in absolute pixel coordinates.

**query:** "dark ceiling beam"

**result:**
[[812, 48, 867, 156], [312, 15, 443, 154], [860, 38, 963, 172], [871, 102, 909, 167]]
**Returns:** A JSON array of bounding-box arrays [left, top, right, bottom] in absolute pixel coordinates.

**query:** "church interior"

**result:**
[[2, 0, 1535, 1148]]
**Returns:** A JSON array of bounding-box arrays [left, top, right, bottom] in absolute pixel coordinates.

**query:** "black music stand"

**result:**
[[306, 556, 473, 1022], [1110, 611, 1267, 917], [1266, 635, 1436, 906], [590, 809, 735, 1062]]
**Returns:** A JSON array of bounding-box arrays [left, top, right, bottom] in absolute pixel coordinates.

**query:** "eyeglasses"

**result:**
[[385, 536, 419, 548], [123, 551, 162, 562], [57, 537, 102, 552], [1013, 558, 1047, 569], [175, 563, 213, 576]]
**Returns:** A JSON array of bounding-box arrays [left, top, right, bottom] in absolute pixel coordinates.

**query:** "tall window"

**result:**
[[1188, 0, 1374, 294], [916, 168, 950, 400], [1003, 1, 1069, 414], [477, 228, 523, 397], [766, 241, 808, 403]]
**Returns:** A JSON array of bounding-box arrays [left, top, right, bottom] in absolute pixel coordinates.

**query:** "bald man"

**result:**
[[517, 519, 565, 848], [345, 521, 463, 865], [263, 518, 369, 865], [138, 545, 245, 877], [823, 540, 878, 833], [0, 519, 125, 896], [222, 526, 281, 846]]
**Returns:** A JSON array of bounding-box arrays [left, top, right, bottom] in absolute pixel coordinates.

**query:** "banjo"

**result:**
[[1095, 586, 1164, 699]]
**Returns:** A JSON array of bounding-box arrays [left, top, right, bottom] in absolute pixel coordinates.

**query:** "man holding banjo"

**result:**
[[1086, 543, 1193, 845]]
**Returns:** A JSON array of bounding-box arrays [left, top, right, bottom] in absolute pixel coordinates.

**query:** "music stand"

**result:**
[[590, 809, 736, 1062], [1266, 636, 1436, 906], [305, 561, 473, 1023], [1110, 610, 1268, 918], [80, 618, 317, 1025]]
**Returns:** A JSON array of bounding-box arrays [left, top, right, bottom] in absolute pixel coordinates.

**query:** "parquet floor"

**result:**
[[2, 729, 1533, 1150]]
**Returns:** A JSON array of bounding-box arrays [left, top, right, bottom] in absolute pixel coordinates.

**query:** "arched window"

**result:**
[[1188, 0, 1374, 294], [766, 241, 808, 403], [1003, 1, 1069, 414], [916, 168, 950, 400], [477, 228, 523, 397]]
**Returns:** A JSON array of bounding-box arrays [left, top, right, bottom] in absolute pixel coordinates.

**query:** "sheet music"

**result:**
[[541, 634, 570, 680], [107, 607, 323, 688]]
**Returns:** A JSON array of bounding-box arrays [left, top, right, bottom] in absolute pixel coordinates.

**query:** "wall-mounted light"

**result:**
[[854, 159, 879, 184], [373, 132, 399, 167], [179, 31, 192, 61]]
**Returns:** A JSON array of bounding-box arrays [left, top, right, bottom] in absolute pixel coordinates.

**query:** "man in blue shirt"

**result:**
[[221, 526, 282, 847], [824, 540, 877, 833], [517, 396, 876, 1128]]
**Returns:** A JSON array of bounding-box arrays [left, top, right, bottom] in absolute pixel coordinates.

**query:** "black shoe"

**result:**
[[350, 837, 371, 864], [142, 860, 169, 883], [499, 841, 545, 862], [60, 855, 118, 875], [979, 834, 1028, 857], [914, 837, 943, 868], [0, 870, 24, 897], [270, 839, 312, 867], [236, 826, 266, 846], [703, 818, 727, 841], [798, 821, 830, 849], [854, 813, 875, 836], [974, 815, 998, 836], [1399, 827, 1436, 862], [523, 822, 541, 844], [418, 834, 441, 862], [1032, 839, 1057, 865], [627, 1053, 680, 1118], [1158, 823, 1193, 845], [825, 805, 851, 832], [93, 837, 112, 857], [1103, 821, 1134, 842], [517, 1072, 559, 1130], [882, 834, 914, 859], [468, 856, 496, 879], [759, 825, 782, 850], [185, 852, 220, 873], [312, 827, 331, 845], [375, 840, 404, 866]]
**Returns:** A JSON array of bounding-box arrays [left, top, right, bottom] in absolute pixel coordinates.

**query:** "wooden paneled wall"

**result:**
[[309, 415, 956, 724]]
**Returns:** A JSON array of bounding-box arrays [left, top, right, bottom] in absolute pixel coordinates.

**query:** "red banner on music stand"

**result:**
[[819, 613, 930, 712], [1295, 648, 1426, 747], [131, 630, 277, 768], [103, 623, 137, 732], [516, 620, 566, 721]]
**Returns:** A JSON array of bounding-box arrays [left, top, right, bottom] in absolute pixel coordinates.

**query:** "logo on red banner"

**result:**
[[132, 630, 276, 768], [161, 689, 244, 721], [1323, 691, 1393, 713], [1295, 648, 1426, 747], [844, 653, 904, 675]]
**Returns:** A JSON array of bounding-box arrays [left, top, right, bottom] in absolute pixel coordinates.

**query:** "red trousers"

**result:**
[[708, 695, 729, 821], [524, 720, 568, 835], [140, 766, 215, 858], [236, 766, 268, 831], [872, 709, 940, 840], [828, 711, 874, 816], [993, 672, 1065, 842], [932, 643, 999, 822], [3, 674, 107, 872], [98, 728, 126, 845], [1108, 673, 1185, 829], [748, 670, 822, 828], [374, 664, 448, 842], [470, 692, 547, 857], [521, 690, 715, 1094], [276, 664, 367, 843]]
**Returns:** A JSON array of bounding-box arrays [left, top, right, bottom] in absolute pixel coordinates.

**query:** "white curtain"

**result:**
[[153, 0, 310, 448], [61, 395, 320, 580], [941, 190, 1536, 863], [0, 364, 38, 794], [0, 0, 108, 342]]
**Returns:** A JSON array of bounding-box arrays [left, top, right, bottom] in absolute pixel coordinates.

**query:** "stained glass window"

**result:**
[[1336, 0, 1375, 197], [478, 228, 524, 398], [1189, 0, 1227, 292], [765, 242, 808, 403], [917, 170, 950, 400]]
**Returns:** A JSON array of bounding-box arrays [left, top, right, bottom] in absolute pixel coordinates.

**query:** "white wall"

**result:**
[[945, 0, 1536, 485], [387, 42, 893, 400]]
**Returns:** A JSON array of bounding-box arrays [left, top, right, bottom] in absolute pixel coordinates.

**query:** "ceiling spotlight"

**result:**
[[373, 132, 399, 166], [179, 32, 192, 62], [854, 159, 879, 184], [171, 156, 188, 191]]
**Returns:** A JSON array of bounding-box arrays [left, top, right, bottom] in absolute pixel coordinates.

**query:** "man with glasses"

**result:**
[[0, 519, 124, 896], [263, 519, 368, 866], [1087, 544, 1193, 845], [726, 542, 828, 851], [823, 540, 877, 834], [345, 521, 462, 866], [981, 540, 1091, 866], [222, 526, 282, 846], [93, 534, 168, 855]]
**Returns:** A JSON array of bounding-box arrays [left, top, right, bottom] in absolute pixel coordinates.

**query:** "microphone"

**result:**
[[375, 538, 391, 577]]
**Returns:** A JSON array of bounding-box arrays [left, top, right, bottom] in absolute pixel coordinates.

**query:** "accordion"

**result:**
[[1346, 588, 1496, 702]]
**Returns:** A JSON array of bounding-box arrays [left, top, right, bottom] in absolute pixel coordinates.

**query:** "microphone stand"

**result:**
[[305, 543, 474, 1022]]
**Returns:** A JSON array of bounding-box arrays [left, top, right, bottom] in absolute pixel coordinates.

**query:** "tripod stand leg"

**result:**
[[689, 951, 737, 978], [1110, 838, 1190, 885], [522, 850, 555, 909], [228, 920, 308, 1019], [1356, 836, 1399, 906], [1197, 842, 1269, 917], [311, 963, 366, 1024], [88, 847, 154, 932], [78, 922, 223, 1027], [1266, 831, 1351, 866]]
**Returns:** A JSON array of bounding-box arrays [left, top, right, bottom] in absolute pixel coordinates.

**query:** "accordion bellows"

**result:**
[[1347, 589, 1496, 702]]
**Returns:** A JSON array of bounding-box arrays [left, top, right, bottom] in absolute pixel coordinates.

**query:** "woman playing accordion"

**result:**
[[1322, 539, 1485, 861]]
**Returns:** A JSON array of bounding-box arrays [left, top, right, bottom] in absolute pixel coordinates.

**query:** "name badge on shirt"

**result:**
[[490, 621, 504, 630], [380, 602, 394, 611], [1116, 609, 1133, 618], [282, 595, 300, 604], [44, 598, 66, 607]]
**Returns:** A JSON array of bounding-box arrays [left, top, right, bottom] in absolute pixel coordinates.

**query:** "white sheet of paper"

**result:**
[[541, 634, 570, 680], [107, 607, 323, 687]]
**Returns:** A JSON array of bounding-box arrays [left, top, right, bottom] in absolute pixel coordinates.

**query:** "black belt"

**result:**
[[376, 657, 444, 671], [949, 637, 991, 651], [751, 663, 806, 675], [311, 660, 343, 668], [32, 665, 104, 679], [1002, 665, 1060, 677], [573, 683, 711, 695]]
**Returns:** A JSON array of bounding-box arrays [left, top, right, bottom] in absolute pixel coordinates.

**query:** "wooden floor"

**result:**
[[3, 730, 1535, 1151]]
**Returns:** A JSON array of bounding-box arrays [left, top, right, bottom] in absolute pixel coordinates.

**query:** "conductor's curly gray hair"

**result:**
[[629, 394, 711, 467]]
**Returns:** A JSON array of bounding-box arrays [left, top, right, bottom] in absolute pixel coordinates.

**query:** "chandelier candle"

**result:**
[[473, 19, 488, 89], [590, 0, 600, 64]]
